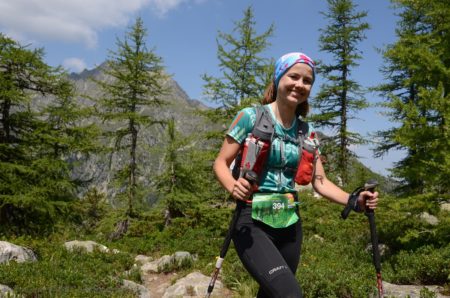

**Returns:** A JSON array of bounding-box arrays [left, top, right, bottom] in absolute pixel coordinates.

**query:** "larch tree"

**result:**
[[374, 0, 450, 194], [95, 17, 169, 226], [202, 6, 274, 125], [0, 34, 94, 233], [313, 0, 370, 185]]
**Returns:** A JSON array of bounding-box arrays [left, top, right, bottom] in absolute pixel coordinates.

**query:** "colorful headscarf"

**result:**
[[274, 52, 316, 88]]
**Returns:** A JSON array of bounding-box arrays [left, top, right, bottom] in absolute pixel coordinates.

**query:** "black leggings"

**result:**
[[232, 203, 303, 298]]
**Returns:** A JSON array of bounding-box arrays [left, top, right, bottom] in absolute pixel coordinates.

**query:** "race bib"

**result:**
[[251, 193, 299, 228]]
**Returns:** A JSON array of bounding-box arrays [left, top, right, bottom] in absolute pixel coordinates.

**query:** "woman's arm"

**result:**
[[213, 136, 253, 201], [312, 157, 379, 209]]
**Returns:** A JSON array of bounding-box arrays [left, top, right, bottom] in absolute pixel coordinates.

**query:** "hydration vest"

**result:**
[[232, 105, 319, 189]]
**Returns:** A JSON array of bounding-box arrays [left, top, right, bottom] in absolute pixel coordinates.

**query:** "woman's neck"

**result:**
[[270, 101, 296, 128]]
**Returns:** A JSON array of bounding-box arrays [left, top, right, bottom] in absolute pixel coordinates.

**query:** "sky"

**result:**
[[0, 0, 404, 177]]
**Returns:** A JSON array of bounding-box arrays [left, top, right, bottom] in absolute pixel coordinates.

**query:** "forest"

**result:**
[[0, 0, 449, 297]]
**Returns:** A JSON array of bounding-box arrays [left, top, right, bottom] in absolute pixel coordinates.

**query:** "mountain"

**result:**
[[63, 63, 215, 200], [34, 63, 395, 200]]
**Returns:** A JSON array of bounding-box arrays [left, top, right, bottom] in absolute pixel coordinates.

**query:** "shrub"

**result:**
[[388, 245, 450, 285]]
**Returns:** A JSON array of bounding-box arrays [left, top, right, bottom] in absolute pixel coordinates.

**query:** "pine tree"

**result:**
[[95, 17, 169, 219], [0, 34, 89, 233], [313, 0, 370, 185], [374, 0, 450, 194], [202, 6, 274, 125], [155, 118, 212, 226]]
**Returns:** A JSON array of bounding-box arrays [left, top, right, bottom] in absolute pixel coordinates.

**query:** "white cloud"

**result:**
[[63, 57, 88, 73], [0, 0, 149, 48], [0, 0, 209, 47], [148, 0, 187, 17]]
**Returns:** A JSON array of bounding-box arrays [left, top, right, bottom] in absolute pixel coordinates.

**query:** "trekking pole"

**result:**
[[341, 179, 383, 297], [364, 180, 384, 298], [205, 171, 258, 298]]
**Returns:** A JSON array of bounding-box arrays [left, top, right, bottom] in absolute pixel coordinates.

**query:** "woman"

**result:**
[[213, 52, 379, 297]]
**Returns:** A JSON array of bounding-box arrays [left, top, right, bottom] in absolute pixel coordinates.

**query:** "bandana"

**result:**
[[274, 52, 315, 88]]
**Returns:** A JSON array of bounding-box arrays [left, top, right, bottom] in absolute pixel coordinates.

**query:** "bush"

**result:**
[[0, 237, 136, 297], [388, 245, 450, 285]]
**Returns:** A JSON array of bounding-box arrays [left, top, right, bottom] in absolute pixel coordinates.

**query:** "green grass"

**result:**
[[0, 192, 448, 297]]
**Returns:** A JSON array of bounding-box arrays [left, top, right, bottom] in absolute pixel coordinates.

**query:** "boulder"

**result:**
[[365, 243, 390, 257], [162, 271, 226, 298], [0, 284, 14, 297], [64, 240, 119, 254], [419, 212, 439, 226], [382, 281, 448, 298], [0, 241, 37, 264], [440, 203, 450, 212], [122, 279, 151, 298], [135, 254, 153, 265], [173, 251, 194, 267], [141, 252, 195, 274]]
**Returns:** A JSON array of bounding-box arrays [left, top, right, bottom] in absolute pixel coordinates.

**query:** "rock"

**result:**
[[141, 261, 159, 274], [173, 251, 193, 267], [419, 212, 439, 226], [141, 255, 173, 274], [440, 203, 450, 212], [157, 255, 173, 272], [310, 234, 325, 243], [135, 254, 153, 265], [382, 281, 449, 298], [122, 279, 151, 298], [162, 271, 225, 298], [0, 241, 37, 264], [0, 284, 14, 296], [141, 252, 195, 274], [365, 243, 389, 257], [64, 240, 116, 253]]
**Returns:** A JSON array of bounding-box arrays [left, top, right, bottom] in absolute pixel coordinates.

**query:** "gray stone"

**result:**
[[141, 261, 159, 274], [310, 234, 325, 243], [365, 243, 389, 257], [0, 284, 14, 297], [64, 240, 112, 253], [0, 241, 37, 264], [135, 254, 153, 265], [419, 212, 439, 226], [440, 203, 450, 212], [122, 279, 151, 298], [141, 255, 173, 274], [382, 281, 448, 298], [157, 255, 174, 272], [162, 271, 224, 298], [173, 251, 193, 267]]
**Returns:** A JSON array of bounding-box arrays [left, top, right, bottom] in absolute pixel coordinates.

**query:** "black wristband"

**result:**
[[348, 192, 363, 213]]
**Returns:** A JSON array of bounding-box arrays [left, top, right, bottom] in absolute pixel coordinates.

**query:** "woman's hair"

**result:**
[[262, 81, 309, 118]]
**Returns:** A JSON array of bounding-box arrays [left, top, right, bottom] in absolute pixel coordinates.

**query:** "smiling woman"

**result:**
[[213, 52, 380, 297]]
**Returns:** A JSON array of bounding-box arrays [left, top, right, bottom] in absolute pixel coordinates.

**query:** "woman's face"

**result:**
[[276, 63, 313, 108]]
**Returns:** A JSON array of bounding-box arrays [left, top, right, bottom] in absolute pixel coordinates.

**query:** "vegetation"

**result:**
[[202, 6, 274, 129], [373, 0, 450, 195], [94, 17, 169, 220], [0, 33, 97, 235], [0, 1, 449, 297], [1, 192, 448, 297], [312, 0, 370, 185]]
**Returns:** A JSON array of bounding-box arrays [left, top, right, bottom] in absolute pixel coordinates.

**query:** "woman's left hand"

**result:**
[[358, 190, 379, 210]]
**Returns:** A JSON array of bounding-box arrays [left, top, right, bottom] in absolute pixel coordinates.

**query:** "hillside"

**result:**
[[33, 63, 217, 201]]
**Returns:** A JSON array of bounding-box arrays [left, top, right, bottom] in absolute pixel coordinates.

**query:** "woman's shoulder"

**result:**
[[236, 106, 260, 124]]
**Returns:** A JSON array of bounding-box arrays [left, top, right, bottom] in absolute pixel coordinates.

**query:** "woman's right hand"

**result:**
[[231, 177, 253, 201]]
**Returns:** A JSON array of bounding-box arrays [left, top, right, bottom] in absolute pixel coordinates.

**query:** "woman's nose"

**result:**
[[295, 80, 305, 89]]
